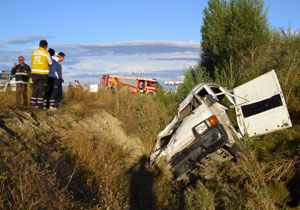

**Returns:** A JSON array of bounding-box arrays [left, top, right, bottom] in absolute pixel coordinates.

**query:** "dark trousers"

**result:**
[[30, 74, 48, 108], [44, 77, 55, 109], [16, 83, 28, 106], [52, 79, 63, 107]]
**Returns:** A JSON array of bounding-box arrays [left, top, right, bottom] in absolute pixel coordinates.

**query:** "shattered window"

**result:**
[[192, 97, 201, 109], [211, 87, 225, 101], [152, 82, 159, 87], [178, 98, 201, 121], [197, 88, 209, 98], [211, 87, 221, 94]]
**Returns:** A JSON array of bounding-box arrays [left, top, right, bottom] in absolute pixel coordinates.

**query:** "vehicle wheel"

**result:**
[[226, 138, 245, 158], [177, 148, 234, 185]]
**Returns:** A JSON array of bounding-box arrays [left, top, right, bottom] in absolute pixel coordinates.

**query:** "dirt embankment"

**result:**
[[0, 107, 145, 159], [0, 107, 146, 209]]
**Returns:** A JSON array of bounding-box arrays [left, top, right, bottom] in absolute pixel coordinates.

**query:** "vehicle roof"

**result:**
[[191, 82, 220, 93], [178, 83, 226, 112]]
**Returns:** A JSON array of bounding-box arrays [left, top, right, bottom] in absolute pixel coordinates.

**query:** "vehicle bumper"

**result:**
[[170, 124, 228, 178]]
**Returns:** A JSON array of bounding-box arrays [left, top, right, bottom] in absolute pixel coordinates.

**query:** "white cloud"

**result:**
[[150, 51, 200, 61], [5, 35, 54, 45], [55, 40, 199, 48], [1, 40, 200, 84], [53, 40, 200, 57]]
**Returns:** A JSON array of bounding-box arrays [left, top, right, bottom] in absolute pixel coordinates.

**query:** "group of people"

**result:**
[[11, 40, 65, 109]]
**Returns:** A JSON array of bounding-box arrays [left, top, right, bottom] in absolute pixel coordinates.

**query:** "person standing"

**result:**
[[52, 52, 65, 108], [44, 48, 57, 109], [11, 56, 31, 107], [30, 40, 52, 108]]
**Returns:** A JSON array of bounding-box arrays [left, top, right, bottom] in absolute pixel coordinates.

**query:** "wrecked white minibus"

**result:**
[[150, 70, 292, 178]]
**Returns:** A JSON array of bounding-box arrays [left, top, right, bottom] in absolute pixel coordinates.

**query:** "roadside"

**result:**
[[0, 88, 299, 209]]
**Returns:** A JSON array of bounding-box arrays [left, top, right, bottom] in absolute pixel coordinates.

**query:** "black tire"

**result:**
[[226, 138, 245, 159], [147, 92, 155, 96]]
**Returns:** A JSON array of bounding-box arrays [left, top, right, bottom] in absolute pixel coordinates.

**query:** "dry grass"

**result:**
[[187, 152, 293, 210], [0, 92, 16, 109], [0, 152, 75, 209], [64, 87, 178, 152], [0, 85, 299, 209], [0, 91, 181, 209], [60, 129, 130, 209], [62, 87, 300, 209]]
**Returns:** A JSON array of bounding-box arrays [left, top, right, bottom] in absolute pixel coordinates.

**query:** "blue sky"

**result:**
[[0, 0, 299, 83], [0, 0, 204, 46]]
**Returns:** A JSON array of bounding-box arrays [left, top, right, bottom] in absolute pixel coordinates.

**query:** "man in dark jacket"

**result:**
[[52, 52, 65, 108], [11, 56, 31, 106], [44, 48, 57, 109]]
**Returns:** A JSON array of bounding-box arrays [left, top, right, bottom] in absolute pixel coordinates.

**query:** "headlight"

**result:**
[[194, 122, 208, 134], [193, 115, 219, 135]]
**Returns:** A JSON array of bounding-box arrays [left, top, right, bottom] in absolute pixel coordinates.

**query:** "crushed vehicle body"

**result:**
[[150, 70, 292, 178], [0, 70, 16, 92]]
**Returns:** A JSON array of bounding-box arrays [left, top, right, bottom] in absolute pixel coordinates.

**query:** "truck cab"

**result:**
[[150, 70, 292, 178], [100, 75, 160, 95]]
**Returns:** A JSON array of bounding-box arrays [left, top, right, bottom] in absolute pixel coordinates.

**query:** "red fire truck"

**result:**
[[100, 75, 159, 95]]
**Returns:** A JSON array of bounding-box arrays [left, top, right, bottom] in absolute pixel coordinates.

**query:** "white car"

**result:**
[[150, 70, 292, 178], [0, 71, 16, 92]]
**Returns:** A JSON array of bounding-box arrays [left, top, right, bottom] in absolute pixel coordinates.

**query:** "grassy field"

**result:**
[[0, 91, 16, 110], [0, 86, 299, 209]]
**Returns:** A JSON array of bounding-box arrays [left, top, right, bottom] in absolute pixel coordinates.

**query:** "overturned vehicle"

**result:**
[[150, 70, 292, 179]]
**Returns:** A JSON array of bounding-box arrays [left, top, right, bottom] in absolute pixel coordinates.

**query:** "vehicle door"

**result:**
[[233, 70, 292, 137]]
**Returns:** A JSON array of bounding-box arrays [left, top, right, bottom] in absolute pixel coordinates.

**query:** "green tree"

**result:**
[[200, 0, 230, 78], [200, 0, 270, 86]]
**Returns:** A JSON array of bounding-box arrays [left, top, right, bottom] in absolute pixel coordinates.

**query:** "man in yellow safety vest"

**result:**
[[30, 40, 52, 108]]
